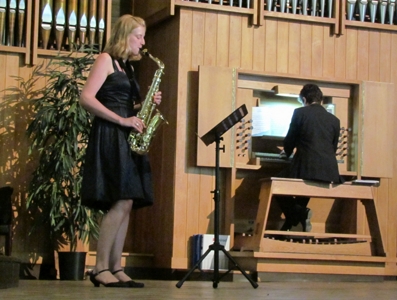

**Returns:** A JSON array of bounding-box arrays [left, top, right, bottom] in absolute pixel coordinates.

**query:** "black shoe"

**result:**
[[280, 219, 293, 231], [300, 208, 312, 232], [89, 269, 130, 288], [112, 269, 145, 288]]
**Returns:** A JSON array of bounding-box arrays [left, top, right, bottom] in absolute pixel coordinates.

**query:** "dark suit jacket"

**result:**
[[283, 104, 343, 183]]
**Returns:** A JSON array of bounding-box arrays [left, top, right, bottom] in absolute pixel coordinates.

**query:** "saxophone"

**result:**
[[128, 49, 168, 155]]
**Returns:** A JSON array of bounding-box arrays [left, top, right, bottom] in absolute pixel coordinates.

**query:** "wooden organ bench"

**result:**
[[230, 177, 386, 275]]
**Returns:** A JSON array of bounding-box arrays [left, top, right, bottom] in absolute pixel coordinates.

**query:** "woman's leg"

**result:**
[[109, 202, 134, 282], [94, 199, 133, 284]]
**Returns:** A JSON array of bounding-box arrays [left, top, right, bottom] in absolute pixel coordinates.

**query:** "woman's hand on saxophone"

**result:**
[[123, 116, 146, 133], [153, 91, 162, 105]]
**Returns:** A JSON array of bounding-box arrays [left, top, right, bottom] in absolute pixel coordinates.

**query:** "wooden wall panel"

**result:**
[[357, 30, 369, 81], [380, 32, 391, 83], [360, 82, 394, 178], [204, 12, 218, 66], [276, 21, 288, 74], [169, 8, 397, 271], [3, 4, 397, 272], [198, 169, 215, 234], [345, 29, 358, 80], [229, 15, 243, 68], [288, 23, 300, 75], [334, 33, 347, 80], [311, 25, 324, 78], [216, 13, 231, 68], [241, 18, 253, 70], [197, 65, 235, 168], [253, 22, 265, 72], [366, 32, 381, 81], [300, 23, 312, 77], [0, 55, 56, 263], [133, 0, 171, 26], [192, 11, 205, 68], [264, 19, 277, 72], [322, 26, 335, 78], [172, 9, 193, 267]]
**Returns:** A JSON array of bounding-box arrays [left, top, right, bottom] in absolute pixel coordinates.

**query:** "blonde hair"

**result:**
[[103, 14, 146, 61]]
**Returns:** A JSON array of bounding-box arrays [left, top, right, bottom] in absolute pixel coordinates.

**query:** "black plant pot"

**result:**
[[58, 252, 87, 280]]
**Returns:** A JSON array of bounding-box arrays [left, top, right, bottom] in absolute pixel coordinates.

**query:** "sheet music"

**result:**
[[252, 105, 294, 137]]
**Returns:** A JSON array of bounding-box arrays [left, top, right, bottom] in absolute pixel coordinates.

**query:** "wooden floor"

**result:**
[[1, 278, 397, 299]]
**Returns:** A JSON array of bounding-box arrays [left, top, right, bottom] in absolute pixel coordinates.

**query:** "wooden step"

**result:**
[[229, 250, 388, 276], [0, 256, 20, 289]]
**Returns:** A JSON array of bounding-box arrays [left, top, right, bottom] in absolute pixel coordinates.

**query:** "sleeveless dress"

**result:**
[[81, 56, 154, 211]]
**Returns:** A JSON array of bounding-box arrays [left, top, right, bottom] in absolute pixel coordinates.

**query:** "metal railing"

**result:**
[[346, 0, 396, 25], [181, 0, 252, 8], [177, 0, 397, 27], [265, 0, 334, 18]]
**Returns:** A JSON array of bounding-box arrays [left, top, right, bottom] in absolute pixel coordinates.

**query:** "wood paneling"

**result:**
[[2, 3, 397, 276], [360, 81, 394, 178], [0, 54, 55, 262], [162, 7, 397, 274], [133, 0, 172, 26], [197, 65, 234, 168]]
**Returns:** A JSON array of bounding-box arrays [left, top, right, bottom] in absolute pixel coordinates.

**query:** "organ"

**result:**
[[197, 65, 394, 275]]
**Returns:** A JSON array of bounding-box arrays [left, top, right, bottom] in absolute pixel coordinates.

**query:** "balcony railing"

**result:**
[[346, 0, 396, 25], [180, 0, 252, 8], [265, 0, 334, 18], [174, 0, 397, 32]]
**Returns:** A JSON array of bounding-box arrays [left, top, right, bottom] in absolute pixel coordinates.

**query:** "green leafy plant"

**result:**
[[6, 51, 102, 252]]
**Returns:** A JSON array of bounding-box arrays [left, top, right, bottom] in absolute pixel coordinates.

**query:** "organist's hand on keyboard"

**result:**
[[279, 150, 287, 159]]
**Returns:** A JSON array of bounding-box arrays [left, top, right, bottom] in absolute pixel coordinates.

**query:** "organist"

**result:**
[[273, 84, 345, 232]]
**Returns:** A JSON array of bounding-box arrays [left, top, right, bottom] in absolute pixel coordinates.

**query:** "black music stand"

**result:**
[[176, 104, 258, 289]]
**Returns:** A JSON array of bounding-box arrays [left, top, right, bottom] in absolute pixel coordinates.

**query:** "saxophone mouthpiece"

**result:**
[[140, 49, 149, 56]]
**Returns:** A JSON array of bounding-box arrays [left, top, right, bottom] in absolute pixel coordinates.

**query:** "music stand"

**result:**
[[176, 104, 258, 289]]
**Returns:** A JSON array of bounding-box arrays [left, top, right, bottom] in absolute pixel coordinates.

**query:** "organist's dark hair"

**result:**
[[299, 84, 323, 104]]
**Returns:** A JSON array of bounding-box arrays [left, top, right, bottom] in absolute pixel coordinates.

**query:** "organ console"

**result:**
[[197, 66, 393, 278]]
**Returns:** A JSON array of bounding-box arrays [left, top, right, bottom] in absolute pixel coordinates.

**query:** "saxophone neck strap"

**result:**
[[117, 58, 134, 80], [117, 58, 141, 102]]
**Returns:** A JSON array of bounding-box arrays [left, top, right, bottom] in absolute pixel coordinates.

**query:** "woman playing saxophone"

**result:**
[[79, 14, 161, 288]]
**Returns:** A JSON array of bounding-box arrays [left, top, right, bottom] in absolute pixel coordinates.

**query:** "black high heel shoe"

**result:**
[[112, 269, 144, 288], [89, 269, 130, 288]]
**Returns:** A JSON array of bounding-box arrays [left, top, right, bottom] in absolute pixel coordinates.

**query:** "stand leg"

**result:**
[[176, 242, 258, 289], [220, 247, 258, 288], [175, 246, 214, 288], [176, 134, 258, 289]]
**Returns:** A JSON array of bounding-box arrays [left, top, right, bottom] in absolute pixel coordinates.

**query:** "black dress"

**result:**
[[81, 56, 154, 211]]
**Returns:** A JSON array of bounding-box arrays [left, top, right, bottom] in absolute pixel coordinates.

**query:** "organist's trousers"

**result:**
[[276, 195, 310, 226]]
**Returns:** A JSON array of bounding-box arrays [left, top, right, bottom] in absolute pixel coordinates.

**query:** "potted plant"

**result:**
[[6, 51, 102, 280]]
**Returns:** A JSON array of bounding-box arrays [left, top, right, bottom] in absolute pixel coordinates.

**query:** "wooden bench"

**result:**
[[238, 177, 385, 257]]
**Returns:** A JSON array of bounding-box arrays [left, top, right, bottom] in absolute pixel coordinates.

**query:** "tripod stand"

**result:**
[[176, 105, 258, 289]]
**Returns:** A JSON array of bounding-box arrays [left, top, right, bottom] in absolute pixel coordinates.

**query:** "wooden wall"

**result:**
[[1, 3, 397, 276], [141, 7, 397, 271], [0, 54, 57, 266]]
